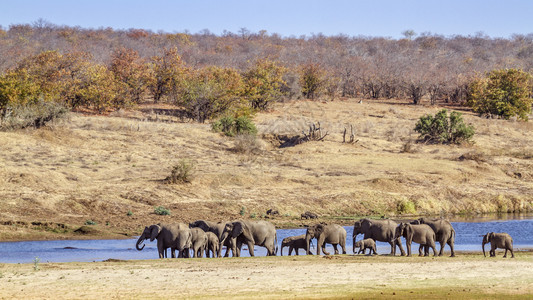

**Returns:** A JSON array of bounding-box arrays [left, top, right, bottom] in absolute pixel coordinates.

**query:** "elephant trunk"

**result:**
[[482, 240, 487, 257], [352, 235, 356, 253], [136, 236, 145, 251], [305, 235, 312, 255]]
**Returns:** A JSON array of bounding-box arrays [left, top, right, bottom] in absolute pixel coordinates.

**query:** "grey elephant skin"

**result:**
[[136, 223, 191, 258], [281, 234, 313, 256], [189, 227, 208, 258], [412, 217, 456, 257], [353, 219, 405, 256], [220, 220, 278, 257], [305, 223, 347, 255], [205, 231, 220, 258], [189, 220, 231, 257], [395, 223, 437, 256], [482, 232, 514, 258], [353, 238, 377, 255]]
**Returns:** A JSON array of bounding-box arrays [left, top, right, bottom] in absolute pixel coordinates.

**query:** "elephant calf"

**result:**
[[189, 227, 208, 258], [281, 234, 313, 256], [353, 238, 377, 255], [482, 232, 514, 258], [205, 231, 220, 258]]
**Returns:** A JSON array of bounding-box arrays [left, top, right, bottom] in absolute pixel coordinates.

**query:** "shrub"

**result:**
[[397, 199, 416, 215], [233, 134, 264, 154], [212, 115, 257, 137], [414, 109, 475, 144], [467, 68, 532, 121], [154, 206, 171, 215], [0, 101, 68, 130], [84, 220, 97, 225], [165, 159, 195, 184]]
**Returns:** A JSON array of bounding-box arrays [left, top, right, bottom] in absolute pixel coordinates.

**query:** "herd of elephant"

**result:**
[[135, 217, 515, 259]]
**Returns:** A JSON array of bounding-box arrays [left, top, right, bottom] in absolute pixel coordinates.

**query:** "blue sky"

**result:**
[[1, 0, 532, 38]]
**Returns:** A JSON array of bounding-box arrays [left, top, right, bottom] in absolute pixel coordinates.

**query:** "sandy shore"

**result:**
[[1, 252, 532, 299]]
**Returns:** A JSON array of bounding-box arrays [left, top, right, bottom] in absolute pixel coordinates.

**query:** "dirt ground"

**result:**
[[1, 252, 532, 299]]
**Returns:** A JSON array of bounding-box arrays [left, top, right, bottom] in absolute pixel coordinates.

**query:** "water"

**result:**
[[1, 216, 532, 263]]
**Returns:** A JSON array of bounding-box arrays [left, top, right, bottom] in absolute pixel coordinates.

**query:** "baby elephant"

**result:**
[[353, 238, 377, 255], [482, 232, 514, 258], [281, 234, 313, 256]]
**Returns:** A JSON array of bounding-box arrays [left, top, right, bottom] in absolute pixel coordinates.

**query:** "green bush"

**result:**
[[467, 68, 532, 121], [154, 206, 171, 215], [84, 220, 97, 225], [165, 159, 195, 184], [414, 109, 474, 144], [212, 115, 257, 137]]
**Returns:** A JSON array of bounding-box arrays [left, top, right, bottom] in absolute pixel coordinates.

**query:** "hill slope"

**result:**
[[1, 99, 532, 240]]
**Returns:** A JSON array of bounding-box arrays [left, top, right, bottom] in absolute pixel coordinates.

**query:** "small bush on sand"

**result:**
[[154, 206, 171, 216], [414, 109, 474, 144], [165, 159, 195, 184]]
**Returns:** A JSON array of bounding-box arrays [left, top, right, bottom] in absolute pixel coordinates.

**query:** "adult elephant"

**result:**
[[395, 223, 437, 256], [412, 217, 456, 257], [219, 220, 277, 257], [189, 220, 231, 257], [136, 223, 191, 258], [482, 232, 514, 258], [353, 218, 405, 256], [305, 223, 346, 255]]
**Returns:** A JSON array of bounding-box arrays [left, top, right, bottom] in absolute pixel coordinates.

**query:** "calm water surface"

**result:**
[[1, 215, 532, 263]]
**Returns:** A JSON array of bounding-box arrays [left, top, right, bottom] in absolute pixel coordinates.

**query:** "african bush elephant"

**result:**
[[136, 223, 191, 258], [189, 220, 231, 257], [353, 219, 405, 256], [305, 223, 347, 255], [220, 220, 277, 257], [412, 217, 456, 257], [395, 223, 437, 256], [189, 227, 208, 258], [482, 232, 514, 258], [205, 231, 220, 258], [353, 238, 377, 255], [281, 234, 313, 256]]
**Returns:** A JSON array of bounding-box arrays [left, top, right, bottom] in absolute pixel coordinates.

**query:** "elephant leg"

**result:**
[[247, 241, 255, 257], [510, 247, 515, 258], [503, 248, 508, 258], [448, 238, 456, 257], [333, 244, 339, 255], [372, 245, 377, 255], [438, 239, 445, 256], [388, 241, 395, 255], [393, 238, 406, 256], [406, 241, 412, 256], [418, 245, 424, 256]]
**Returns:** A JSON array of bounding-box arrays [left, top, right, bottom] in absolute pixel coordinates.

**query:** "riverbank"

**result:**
[[1, 252, 532, 299], [1, 99, 532, 242]]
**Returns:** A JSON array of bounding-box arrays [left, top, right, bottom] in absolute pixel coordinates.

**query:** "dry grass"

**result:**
[[0, 99, 532, 239]]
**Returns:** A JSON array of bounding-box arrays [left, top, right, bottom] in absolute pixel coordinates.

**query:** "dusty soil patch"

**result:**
[[1, 252, 532, 299]]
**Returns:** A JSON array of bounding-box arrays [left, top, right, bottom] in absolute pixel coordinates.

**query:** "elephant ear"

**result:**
[[488, 232, 495, 240], [314, 224, 325, 237], [233, 221, 254, 244], [149, 224, 162, 242]]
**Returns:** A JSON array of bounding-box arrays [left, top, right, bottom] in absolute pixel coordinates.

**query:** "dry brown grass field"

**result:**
[[0, 98, 532, 240]]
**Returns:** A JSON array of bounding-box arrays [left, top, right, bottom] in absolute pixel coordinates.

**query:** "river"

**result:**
[[1, 215, 532, 263]]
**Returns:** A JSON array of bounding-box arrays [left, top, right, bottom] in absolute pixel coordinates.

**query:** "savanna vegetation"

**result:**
[[0, 22, 532, 241]]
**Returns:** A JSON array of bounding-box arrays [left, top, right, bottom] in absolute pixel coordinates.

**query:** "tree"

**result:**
[[148, 47, 187, 103], [242, 58, 287, 110], [467, 68, 532, 121], [178, 66, 245, 122], [299, 63, 327, 100], [109, 48, 150, 105]]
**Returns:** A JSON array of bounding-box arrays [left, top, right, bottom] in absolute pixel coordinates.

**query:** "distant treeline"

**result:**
[[1, 21, 532, 119]]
